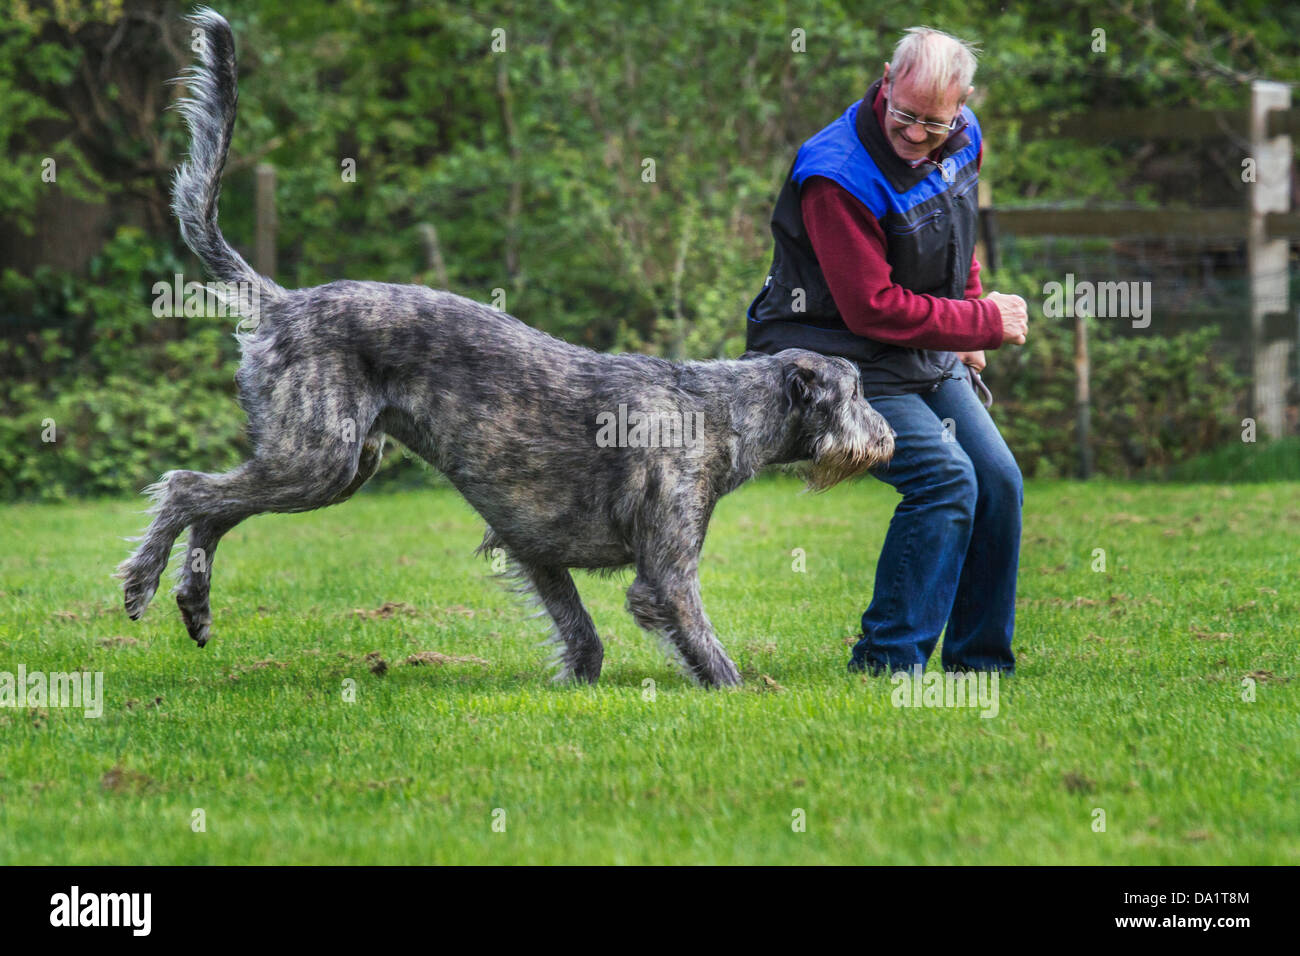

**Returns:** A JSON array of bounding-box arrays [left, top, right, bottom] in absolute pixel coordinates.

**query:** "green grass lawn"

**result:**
[[0, 474, 1295, 864]]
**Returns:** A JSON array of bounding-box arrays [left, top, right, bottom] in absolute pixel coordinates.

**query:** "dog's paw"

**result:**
[[177, 595, 212, 648], [551, 664, 600, 685], [702, 657, 743, 689], [551, 653, 603, 685], [121, 572, 158, 621]]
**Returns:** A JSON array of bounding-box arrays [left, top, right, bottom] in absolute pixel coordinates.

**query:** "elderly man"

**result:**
[[745, 26, 1029, 676]]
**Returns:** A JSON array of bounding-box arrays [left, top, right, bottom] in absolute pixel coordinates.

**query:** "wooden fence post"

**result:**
[[254, 162, 277, 281], [1075, 311, 1092, 479], [417, 223, 450, 289], [1248, 81, 1292, 439]]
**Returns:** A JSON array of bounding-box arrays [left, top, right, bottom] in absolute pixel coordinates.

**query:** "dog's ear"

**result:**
[[783, 361, 818, 408]]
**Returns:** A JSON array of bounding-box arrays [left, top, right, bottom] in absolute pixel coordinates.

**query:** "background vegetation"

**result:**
[[2, 0, 1298, 498]]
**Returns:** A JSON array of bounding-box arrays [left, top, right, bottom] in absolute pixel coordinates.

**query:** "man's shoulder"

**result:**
[[795, 102, 864, 166], [792, 102, 890, 217]]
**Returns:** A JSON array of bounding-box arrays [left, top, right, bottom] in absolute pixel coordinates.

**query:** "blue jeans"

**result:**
[[848, 369, 1023, 675]]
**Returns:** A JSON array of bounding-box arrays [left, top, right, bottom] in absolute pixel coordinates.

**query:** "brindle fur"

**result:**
[[117, 8, 895, 687]]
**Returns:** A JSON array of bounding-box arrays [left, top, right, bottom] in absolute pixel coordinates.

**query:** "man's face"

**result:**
[[881, 62, 969, 163]]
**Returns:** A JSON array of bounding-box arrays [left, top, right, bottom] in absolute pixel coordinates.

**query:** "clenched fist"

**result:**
[[985, 291, 1029, 345]]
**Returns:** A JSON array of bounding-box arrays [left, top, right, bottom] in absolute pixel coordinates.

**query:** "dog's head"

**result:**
[[746, 349, 895, 490]]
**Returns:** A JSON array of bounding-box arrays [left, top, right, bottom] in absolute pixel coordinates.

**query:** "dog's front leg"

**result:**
[[626, 555, 742, 688]]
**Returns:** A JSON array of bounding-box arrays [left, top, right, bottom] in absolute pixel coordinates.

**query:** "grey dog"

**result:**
[[117, 9, 895, 688]]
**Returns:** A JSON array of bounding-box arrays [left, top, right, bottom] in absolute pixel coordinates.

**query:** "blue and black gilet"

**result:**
[[745, 78, 983, 395]]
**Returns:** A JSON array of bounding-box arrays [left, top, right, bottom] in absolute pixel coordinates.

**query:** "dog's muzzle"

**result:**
[[805, 402, 894, 491]]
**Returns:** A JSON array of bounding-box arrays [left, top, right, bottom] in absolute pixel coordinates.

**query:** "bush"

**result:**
[[986, 270, 1248, 479], [0, 227, 248, 500], [0, 239, 1257, 501]]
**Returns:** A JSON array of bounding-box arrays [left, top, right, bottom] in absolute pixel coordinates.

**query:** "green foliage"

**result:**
[[1165, 435, 1300, 482], [986, 270, 1247, 479], [1088, 324, 1247, 475], [0, 373, 247, 501], [2, 0, 1297, 498], [0, 227, 247, 500], [0, 4, 114, 232]]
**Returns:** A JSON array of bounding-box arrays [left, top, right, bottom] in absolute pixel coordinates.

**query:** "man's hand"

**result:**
[[955, 350, 985, 372], [985, 291, 1028, 345]]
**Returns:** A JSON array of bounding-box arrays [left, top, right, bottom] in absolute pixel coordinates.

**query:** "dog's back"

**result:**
[[120, 8, 889, 687]]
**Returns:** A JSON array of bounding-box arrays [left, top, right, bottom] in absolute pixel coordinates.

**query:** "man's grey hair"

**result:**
[[891, 26, 980, 99]]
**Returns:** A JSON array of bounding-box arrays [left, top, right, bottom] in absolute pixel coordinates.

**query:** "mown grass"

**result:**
[[0, 474, 1295, 864]]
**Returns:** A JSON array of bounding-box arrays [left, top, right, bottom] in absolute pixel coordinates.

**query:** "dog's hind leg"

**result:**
[[516, 562, 604, 684], [174, 514, 240, 647], [119, 468, 218, 623], [329, 431, 386, 505], [119, 444, 368, 639]]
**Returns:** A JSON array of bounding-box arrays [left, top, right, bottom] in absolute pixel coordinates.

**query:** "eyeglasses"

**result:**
[[885, 86, 961, 135]]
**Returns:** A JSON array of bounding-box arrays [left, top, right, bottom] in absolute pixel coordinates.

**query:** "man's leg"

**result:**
[[923, 374, 1024, 672], [849, 389, 979, 675]]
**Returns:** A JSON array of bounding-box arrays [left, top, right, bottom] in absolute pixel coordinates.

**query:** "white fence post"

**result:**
[[1248, 81, 1292, 439]]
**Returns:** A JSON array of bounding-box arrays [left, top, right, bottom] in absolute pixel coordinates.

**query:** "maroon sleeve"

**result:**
[[965, 254, 985, 300], [800, 176, 1003, 351]]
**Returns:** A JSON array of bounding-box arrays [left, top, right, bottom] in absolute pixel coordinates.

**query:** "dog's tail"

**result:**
[[170, 8, 283, 306]]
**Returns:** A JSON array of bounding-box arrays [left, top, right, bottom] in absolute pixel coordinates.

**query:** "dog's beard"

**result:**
[[803, 416, 894, 491]]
